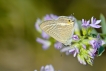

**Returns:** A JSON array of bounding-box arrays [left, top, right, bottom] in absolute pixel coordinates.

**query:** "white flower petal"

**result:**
[[95, 20, 101, 24], [69, 49, 75, 53], [87, 20, 90, 24], [91, 17, 94, 24], [102, 40, 106, 45], [82, 19, 84, 23], [73, 52, 77, 57], [60, 47, 71, 52]]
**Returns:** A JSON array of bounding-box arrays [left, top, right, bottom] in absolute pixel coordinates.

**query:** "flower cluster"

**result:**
[[60, 17, 105, 65], [35, 14, 105, 66]]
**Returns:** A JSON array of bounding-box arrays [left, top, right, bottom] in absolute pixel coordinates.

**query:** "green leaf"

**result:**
[[91, 28, 97, 34], [100, 14, 106, 34], [97, 46, 105, 56], [91, 33, 97, 38]]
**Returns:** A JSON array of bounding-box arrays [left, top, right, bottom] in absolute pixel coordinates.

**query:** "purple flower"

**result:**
[[54, 42, 63, 49], [35, 18, 42, 32], [44, 14, 58, 21], [90, 17, 101, 28], [90, 40, 102, 49], [69, 47, 79, 57], [90, 34, 103, 49], [72, 35, 79, 40], [82, 19, 90, 28], [36, 38, 51, 50], [41, 31, 50, 39], [88, 48, 97, 59], [60, 47, 72, 55], [40, 64, 54, 71]]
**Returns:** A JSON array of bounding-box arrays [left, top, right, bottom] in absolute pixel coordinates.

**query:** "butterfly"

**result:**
[[40, 16, 76, 45]]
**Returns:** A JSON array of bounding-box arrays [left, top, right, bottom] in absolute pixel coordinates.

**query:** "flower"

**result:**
[[72, 35, 79, 40], [36, 38, 51, 50], [88, 48, 96, 58], [54, 42, 63, 49], [35, 18, 42, 33], [60, 46, 72, 55], [41, 31, 50, 39], [44, 14, 58, 20], [82, 19, 90, 28], [40, 64, 54, 71], [90, 40, 101, 49], [90, 34, 103, 49], [90, 17, 101, 28], [69, 47, 79, 57]]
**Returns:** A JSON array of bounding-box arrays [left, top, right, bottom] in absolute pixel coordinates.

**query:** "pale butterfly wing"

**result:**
[[56, 21, 74, 45], [40, 20, 60, 40], [40, 17, 75, 45]]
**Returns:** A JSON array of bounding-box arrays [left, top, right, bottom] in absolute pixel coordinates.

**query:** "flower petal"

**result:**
[[72, 35, 79, 40], [75, 47, 79, 53], [82, 19, 84, 23], [44, 15, 51, 20], [69, 49, 75, 53], [54, 42, 63, 49], [89, 48, 97, 54], [101, 40, 106, 45], [88, 51, 95, 58], [44, 14, 58, 21], [60, 47, 71, 52], [90, 24, 101, 28], [41, 31, 50, 39], [87, 20, 90, 24], [45, 65, 54, 71], [90, 40, 95, 48], [82, 19, 90, 28], [36, 38, 51, 50], [35, 18, 42, 32], [73, 52, 77, 57], [95, 20, 101, 24], [91, 17, 94, 24], [50, 14, 58, 19], [48, 65, 54, 71]]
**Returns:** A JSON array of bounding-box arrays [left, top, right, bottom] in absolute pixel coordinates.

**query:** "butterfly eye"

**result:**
[[68, 20, 70, 22]]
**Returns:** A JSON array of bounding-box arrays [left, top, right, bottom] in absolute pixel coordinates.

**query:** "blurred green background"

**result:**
[[0, 0, 106, 71]]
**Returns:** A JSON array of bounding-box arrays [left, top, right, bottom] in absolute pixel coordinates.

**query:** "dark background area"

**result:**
[[0, 0, 106, 71]]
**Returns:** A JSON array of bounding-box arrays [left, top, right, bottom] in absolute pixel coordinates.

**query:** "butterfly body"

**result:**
[[40, 16, 75, 45]]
